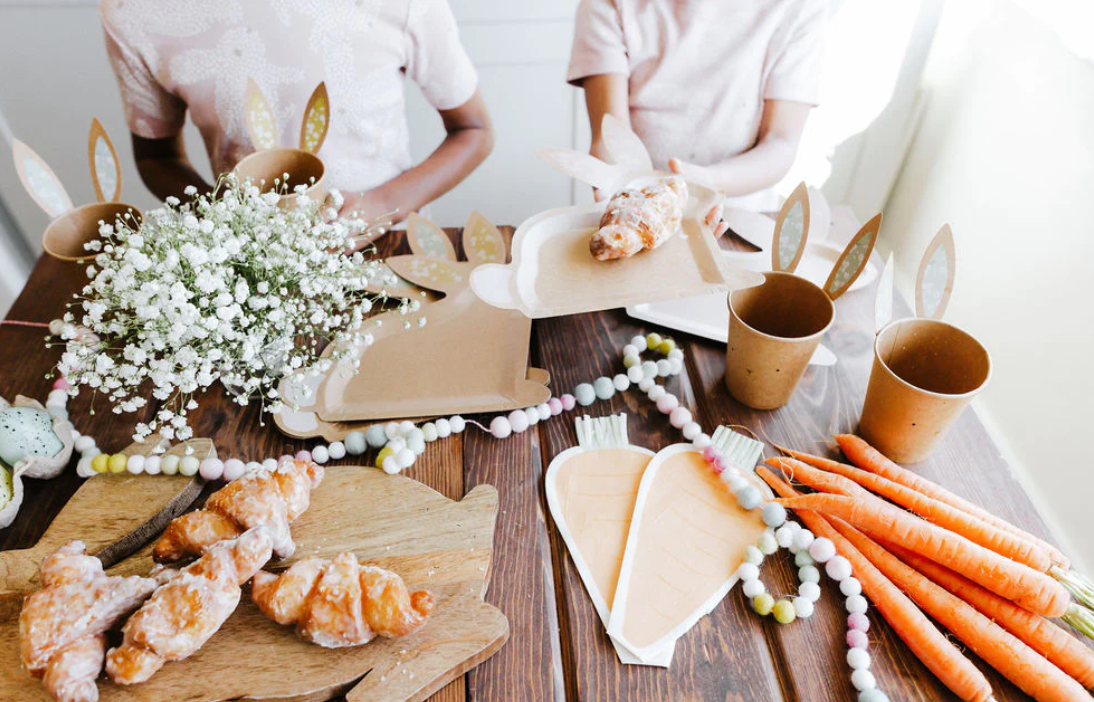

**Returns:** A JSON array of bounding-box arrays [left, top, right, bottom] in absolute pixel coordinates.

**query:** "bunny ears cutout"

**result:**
[[13, 118, 123, 219], [770, 182, 882, 302], [245, 79, 330, 154], [874, 224, 956, 333], [537, 114, 657, 192]]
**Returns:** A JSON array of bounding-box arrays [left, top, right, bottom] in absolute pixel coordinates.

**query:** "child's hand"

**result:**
[[669, 158, 725, 236]]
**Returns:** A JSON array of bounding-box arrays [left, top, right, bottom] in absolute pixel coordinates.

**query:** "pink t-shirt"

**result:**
[[568, 0, 825, 205], [100, 0, 478, 193]]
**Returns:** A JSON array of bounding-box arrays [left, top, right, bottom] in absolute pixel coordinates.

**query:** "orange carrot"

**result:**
[[830, 519, 1091, 702], [757, 467, 995, 702], [766, 456, 865, 497], [774, 450, 1053, 573], [883, 541, 1094, 689], [834, 433, 1069, 569], [776, 493, 1071, 618]]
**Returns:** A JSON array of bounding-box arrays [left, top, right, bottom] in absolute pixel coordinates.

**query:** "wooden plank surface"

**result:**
[[0, 225, 1078, 702]]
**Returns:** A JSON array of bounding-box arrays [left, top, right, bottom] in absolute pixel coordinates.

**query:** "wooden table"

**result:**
[[0, 225, 1073, 702]]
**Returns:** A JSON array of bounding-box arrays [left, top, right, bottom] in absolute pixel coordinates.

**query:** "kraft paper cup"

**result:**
[[725, 271, 835, 410], [235, 147, 326, 206], [43, 202, 143, 262], [859, 318, 992, 463]]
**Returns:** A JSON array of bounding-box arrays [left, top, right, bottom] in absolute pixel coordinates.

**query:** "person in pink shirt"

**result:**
[[100, 0, 493, 227], [568, 0, 826, 214]]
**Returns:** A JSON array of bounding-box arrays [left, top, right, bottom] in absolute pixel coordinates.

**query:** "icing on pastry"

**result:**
[[590, 176, 688, 261]]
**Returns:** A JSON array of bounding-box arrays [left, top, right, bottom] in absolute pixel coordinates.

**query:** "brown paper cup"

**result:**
[[725, 271, 835, 410], [859, 318, 991, 463], [43, 202, 143, 262], [235, 147, 326, 206]]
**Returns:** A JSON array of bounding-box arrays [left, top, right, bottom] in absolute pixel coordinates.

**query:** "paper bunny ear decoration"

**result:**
[[770, 182, 881, 302], [537, 114, 658, 193], [874, 224, 955, 333], [13, 120, 141, 261], [915, 224, 956, 320], [244, 79, 330, 154]]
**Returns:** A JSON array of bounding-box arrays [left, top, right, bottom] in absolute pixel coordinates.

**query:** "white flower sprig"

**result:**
[[56, 174, 409, 442]]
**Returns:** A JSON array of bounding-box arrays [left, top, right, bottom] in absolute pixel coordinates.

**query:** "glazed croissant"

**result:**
[[19, 541, 157, 702], [153, 458, 323, 563], [252, 552, 435, 648], [590, 176, 688, 261], [106, 526, 273, 685]]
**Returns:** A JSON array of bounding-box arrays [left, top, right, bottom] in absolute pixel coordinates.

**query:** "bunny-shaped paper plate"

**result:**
[[235, 79, 329, 203], [469, 115, 765, 319], [859, 226, 991, 463], [13, 119, 141, 261], [724, 183, 883, 410], [275, 212, 552, 438]]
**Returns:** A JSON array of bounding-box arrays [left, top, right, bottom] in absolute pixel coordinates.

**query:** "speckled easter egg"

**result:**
[[0, 406, 64, 467]]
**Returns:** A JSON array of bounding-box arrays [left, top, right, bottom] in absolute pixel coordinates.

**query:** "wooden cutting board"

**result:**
[[0, 463, 508, 702]]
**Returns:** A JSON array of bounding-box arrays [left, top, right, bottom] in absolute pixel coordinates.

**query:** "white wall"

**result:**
[[883, 0, 1094, 567]]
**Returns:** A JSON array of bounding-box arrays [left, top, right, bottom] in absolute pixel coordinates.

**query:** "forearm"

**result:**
[[135, 158, 212, 202], [694, 136, 799, 196], [372, 124, 493, 222]]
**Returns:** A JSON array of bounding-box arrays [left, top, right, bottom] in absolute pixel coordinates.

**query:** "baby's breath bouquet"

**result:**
[[57, 175, 399, 442]]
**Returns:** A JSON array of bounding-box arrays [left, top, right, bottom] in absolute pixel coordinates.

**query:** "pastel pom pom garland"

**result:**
[[50, 324, 886, 697]]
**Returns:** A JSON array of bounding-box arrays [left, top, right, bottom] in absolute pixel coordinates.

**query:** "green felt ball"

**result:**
[[622, 354, 640, 368], [365, 424, 388, 449], [574, 383, 596, 407], [344, 431, 367, 456], [753, 593, 775, 616], [658, 338, 676, 355], [593, 377, 615, 401], [0, 406, 63, 467], [645, 333, 663, 350], [772, 599, 797, 624]]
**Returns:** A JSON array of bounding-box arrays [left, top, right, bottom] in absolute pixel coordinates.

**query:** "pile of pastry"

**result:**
[[19, 458, 435, 702]]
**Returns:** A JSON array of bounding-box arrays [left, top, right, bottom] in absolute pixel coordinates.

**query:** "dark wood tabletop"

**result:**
[[0, 225, 1074, 702]]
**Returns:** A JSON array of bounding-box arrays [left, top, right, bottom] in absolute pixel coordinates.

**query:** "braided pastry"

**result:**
[[152, 458, 323, 563], [252, 552, 435, 648]]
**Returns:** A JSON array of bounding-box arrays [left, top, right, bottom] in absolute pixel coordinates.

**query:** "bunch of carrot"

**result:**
[[759, 433, 1094, 702]]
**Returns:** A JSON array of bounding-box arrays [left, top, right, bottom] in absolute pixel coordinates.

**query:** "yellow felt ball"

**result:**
[[91, 453, 110, 474], [645, 333, 663, 350], [376, 446, 395, 468], [658, 338, 676, 355], [773, 599, 797, 624], [108, 454, 128, 474], [753, 593, 775, 616]]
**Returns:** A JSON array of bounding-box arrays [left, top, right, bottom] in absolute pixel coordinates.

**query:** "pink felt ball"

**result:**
[[52, 377, 72, 391], [560, 394, 576, 411], [848, 612, 870, 633], [508, 410, 530, 433], [547, 398, 563, 415], [712, 456, 727, 474], [702, 446, 718, 463], [669, 406, 691, 428], [490, 416, 513, 439], [655, 394, 679, 414], [199, 458, 225, 481], [223, 458, 247, 482], [295, 450, 312, 462], [846, 629, 869, 649]]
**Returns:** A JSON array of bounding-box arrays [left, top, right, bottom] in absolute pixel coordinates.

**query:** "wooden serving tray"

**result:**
[[0, 464, 507, 702]]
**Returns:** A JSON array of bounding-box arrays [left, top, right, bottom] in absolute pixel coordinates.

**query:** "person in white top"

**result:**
[[100, 0, 494, 228], [567, 0, 826, 214]]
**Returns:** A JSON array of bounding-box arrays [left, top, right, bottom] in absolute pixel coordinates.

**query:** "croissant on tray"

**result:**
[[590, 176, 688, 261], [106, 526, 273, 685], [19, 541, 157, 702], [251, 552, 435, 648], [153, 458, 323, 563]]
